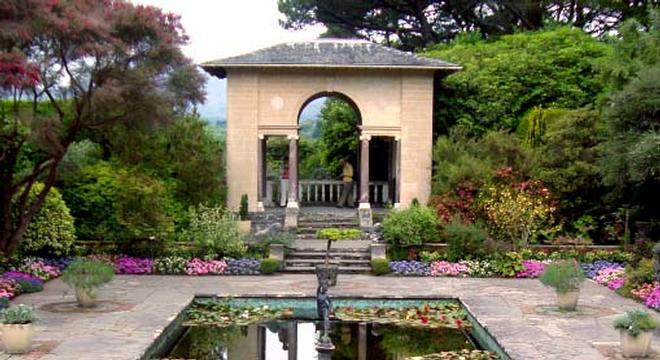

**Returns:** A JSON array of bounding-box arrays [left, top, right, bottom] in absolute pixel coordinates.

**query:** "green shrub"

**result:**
[[255, 231, 295, 247], [61, 259, 114, 292], [60, 162, 122, 241], [539, 261, 585, 293], [239, 194, 249, 221], [186, 205, 246, 258], [16, 280, 43, 294], [0, 305, 37, 324], [0, 298, 8, 311], [382, 206, 440, 246], [613, 310, 658, 336], [371, 258, 390, 275], [116, 170, 174, 240], [620, 259, 654, 296], [17, 183, 76, 256], [444, 218, 488, 261], [153, 256, 189, 274], [259, 258, 280, 274], [419, 251, 446, 262], [316, 228, 361, 241], [490, 252, 525, 277]]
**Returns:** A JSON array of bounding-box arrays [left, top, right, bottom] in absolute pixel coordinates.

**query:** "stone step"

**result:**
[[289, 251, 370, 260], [297, 228, 361, 235], [283, 266, 371, 274], [297, 221, 359, 227], [292, 247, 369, 253], [286, 259, 371, 267]]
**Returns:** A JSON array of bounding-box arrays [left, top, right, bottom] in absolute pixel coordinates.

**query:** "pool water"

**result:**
[[147, 297, 507, 360], [167, 320, 475, 360]]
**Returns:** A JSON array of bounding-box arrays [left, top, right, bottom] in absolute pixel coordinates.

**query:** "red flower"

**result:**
[[420, 316, 429, 324], [455, 319, 463, 328]]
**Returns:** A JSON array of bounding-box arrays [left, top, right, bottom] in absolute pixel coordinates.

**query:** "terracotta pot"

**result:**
[[0, 323, 34, 354], [555, 290, 579, 311], [620, 330, 653, 358], [75, 287, 97, 308], [238, 220, 252, 236]]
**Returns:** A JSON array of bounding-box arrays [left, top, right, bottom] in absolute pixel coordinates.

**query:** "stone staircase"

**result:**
[[283, 208, 371, 274]]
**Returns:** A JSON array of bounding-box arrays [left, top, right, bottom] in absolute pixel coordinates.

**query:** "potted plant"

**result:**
[[237, 194, 251, 236], [0, 305, 37, 354], [539, 260, 585, 311], [61, 259, 114, 308], [314, 228, 361, 287], [613, 310, 658, 358]]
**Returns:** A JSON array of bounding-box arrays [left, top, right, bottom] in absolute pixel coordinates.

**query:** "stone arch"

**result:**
[[296, 91, 363, 126]]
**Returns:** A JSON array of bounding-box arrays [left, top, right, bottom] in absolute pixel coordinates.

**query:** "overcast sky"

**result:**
[[131, 0, 325, 122]]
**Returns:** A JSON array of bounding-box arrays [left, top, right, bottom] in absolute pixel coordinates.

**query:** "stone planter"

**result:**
[[0, 323, 34, 354], [238, 220, 252, 236], [75, 287, 97, 308], [315, 264, 338, 287], [555, 290, 579, 311], [620, 330, 653, 358]]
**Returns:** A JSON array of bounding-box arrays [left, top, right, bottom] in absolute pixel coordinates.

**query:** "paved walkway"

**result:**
[[2, 275, 660, 359]]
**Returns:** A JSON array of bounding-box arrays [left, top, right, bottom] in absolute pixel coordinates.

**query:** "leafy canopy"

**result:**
[[0, 0, 205, 254], [424, 27, 611, 133]]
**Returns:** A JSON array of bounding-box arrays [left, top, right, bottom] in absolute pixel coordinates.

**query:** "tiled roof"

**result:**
[[201, 39, 460, 77]]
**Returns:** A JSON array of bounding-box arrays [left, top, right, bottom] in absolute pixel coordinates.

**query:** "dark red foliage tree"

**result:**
[[0, 0, 205, 255]]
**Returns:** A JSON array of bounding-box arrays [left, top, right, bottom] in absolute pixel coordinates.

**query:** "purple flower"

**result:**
[[113, 256, 153, 274], [645, 287, 660, 310], [608, 277, 625, 290], [2, 271, 43, 285]]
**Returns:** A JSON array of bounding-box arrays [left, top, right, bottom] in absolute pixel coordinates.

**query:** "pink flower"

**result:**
[[608, 277, 625, 290], [185, 258, 227, 275], [430, 261, 469, 277], [645, 287, 660, 310], [516, 260, 546, 278]]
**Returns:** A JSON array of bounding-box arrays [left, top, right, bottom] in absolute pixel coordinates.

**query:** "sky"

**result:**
[[131, 0, 325, 123]]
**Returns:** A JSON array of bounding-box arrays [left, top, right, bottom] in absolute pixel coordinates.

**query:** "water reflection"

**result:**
[[167, 320, 475, 360]]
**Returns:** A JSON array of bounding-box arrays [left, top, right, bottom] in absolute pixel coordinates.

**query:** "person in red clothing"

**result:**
[[280, 158, 289, 207]]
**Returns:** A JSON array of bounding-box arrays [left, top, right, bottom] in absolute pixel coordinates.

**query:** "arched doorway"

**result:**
[[296, 92, 360, 207]]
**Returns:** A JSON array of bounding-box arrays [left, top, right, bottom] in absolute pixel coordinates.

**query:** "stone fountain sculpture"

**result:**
[[316, 273, 335, 355]]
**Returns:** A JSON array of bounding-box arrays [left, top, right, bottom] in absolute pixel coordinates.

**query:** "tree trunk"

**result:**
[[0, 149, 18, 255]]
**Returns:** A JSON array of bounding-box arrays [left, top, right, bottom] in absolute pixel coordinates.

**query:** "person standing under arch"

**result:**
[[337, 158, 354, 208]]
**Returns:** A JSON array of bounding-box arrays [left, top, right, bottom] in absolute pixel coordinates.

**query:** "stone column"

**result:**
[[394, 136, 401, 208], [284, 134, 299, 228], [256, 135, 266, 212], [358, 322, 367, 360], [358, 135, 373, 228]]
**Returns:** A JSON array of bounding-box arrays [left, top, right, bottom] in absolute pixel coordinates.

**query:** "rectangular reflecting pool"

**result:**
[[144, 297, 509, 360]]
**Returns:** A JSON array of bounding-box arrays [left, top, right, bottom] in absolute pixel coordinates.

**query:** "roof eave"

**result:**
[[200, 63, 462, 78]]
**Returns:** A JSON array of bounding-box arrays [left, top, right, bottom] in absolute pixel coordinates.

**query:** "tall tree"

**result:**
[[278, 0, 654, 50], [0, 0, 205, 255]]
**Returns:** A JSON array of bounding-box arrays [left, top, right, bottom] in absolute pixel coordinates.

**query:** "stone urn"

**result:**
[[555, 290, 579, 311], [0, 323, 34, 354], [315, 264, 338, 287], [620, 330, 653, 358], [75, 287, 97, 308]]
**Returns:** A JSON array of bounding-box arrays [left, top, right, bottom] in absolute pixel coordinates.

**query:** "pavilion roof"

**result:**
[[201, 39, 461, 78]]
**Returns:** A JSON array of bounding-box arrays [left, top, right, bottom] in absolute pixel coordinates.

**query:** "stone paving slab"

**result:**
[[1, 275, 660, 359]]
